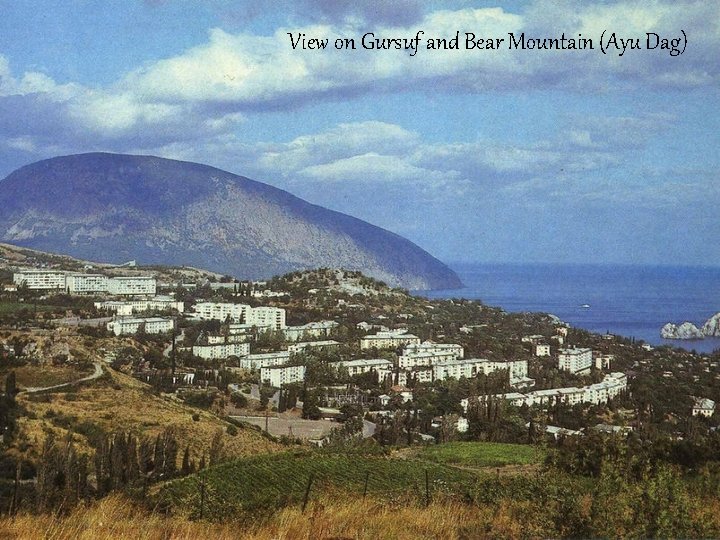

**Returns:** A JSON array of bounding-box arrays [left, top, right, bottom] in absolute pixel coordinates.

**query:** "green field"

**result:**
[[156, 451, 482, 519], [0, 302, 58, 314], [412, 442, 544, 469]]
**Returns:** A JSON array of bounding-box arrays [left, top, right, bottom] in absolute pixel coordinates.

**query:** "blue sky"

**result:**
[[0, 0, 718, 266]]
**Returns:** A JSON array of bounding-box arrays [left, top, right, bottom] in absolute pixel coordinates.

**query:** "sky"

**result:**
[[0, 0, 718, 266]]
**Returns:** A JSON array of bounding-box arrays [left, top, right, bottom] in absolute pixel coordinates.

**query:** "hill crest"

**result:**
[[0, 153, 462, 290]]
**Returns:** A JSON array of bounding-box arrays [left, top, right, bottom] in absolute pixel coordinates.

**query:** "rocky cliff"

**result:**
[[661, 313, 720, 339], [0, 153, 462, 290]]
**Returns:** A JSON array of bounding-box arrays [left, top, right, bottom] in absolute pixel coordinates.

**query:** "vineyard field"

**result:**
[[156, 451, 482, 518]]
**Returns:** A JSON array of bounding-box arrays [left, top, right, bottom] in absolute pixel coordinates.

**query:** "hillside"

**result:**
[[9, 365, 282, 465], [0, 153, 462, 290]]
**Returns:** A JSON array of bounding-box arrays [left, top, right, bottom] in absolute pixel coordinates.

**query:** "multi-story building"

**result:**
[[558, 347, 592, 374], [288, 340, 340, 353], [193, 302, 249, 322], [106, 317, 174, 336], [66, 274, 109, 294], [402, 342, 464, 358], [334, 359, 393, 380], [246, 306, 286, 330], [594, 353, 614, 370], [192, 342, 250, 360], [13, 270, 67, 290], [483, 372, 628, 409], [206, 333, 246, 345], [534, 344, 551, 357], [283, 321, 338, 341], [428, 358, 528, 384], [240, 351, 291, 370], [360, 330, 421, 350], [260, 364, 306, 387], [94, 297, 184, 316], [107, 276, 156, 296]]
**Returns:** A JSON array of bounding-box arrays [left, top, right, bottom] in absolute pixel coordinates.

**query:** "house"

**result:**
[[534, 344, 551, 357], [692, 397, 716, 417]]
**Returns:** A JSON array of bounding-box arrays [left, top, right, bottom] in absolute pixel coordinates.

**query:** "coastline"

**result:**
[[418, 261, 720, 354]]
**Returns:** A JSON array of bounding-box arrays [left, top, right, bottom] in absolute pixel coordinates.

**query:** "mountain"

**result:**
[[0, 153, 461, 290]]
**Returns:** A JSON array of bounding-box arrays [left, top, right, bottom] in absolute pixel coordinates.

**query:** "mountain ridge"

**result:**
[[0, 153, 462, 290]]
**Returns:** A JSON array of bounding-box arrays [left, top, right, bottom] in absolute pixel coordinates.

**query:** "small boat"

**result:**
[[580, 304, 591, 308]]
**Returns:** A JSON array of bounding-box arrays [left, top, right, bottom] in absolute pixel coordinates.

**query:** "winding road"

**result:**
[[20, 362, 104, 394]]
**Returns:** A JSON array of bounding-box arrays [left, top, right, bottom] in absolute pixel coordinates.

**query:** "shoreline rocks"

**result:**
[[661, 312, 720, 340]]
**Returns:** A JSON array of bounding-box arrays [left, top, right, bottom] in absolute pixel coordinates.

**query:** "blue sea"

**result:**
[[420, 263, 720, 355]]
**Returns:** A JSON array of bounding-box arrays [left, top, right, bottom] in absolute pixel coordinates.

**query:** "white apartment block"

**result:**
[[288, 340, 340, 353], [95, 297, 184, 316], [335, 359, 393, 379], [13, 270, 156, 296], [240, 351, 291, 370], [66, 274, 109, 294], [534, 344, 551, 357], [594, 353, 614, 370], [228, 323, 273, 335], [106, 317, 174, 336], [261, 364, 306, 387], [283, 321, 338, 341], [360, 330, 421, 350], [192, 342, 250, 360], [429, 358, 528, 383], [403, 342, 464, 359], [482, 372, 628, 410], [207, 333, 246, 345], [399, 350, 462, 369], [246, 306, 286, 330], [107, 276, 156, 296], [193, 302, 249, 322], [13, 270, 67, 290], [558, 347, 592, 374]]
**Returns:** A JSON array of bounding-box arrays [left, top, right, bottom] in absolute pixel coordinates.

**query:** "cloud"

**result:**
[[103, 1, 720, 114]]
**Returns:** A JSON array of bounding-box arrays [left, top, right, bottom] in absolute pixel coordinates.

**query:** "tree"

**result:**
[[5, 371, 17, 402]]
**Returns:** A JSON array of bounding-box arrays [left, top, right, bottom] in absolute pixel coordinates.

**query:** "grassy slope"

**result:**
[[156, 451, 481, 518], [12, 368, 283, 464], [410, 441, 545, 469]]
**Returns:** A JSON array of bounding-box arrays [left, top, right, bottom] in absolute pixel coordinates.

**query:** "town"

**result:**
[[2, 245, 720, 537], [4, 250, 718, 449]]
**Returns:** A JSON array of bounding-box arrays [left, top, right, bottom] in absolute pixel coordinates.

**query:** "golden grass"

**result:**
[[0, 493, 501, 540], [13, 368, 283, 464], [2, 490, 720, 539]]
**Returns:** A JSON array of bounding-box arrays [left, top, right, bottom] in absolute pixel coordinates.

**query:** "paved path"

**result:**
[[21, 362, 104, 394]]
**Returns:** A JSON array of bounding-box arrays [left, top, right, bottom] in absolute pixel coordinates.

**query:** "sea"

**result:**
[[418, 263, 720, 355]]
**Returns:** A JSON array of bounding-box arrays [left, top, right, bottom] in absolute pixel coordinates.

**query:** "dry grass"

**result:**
[[2, 489, 720, 539], [0, 493, 501, 540], [13, 368, 282, 464]]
